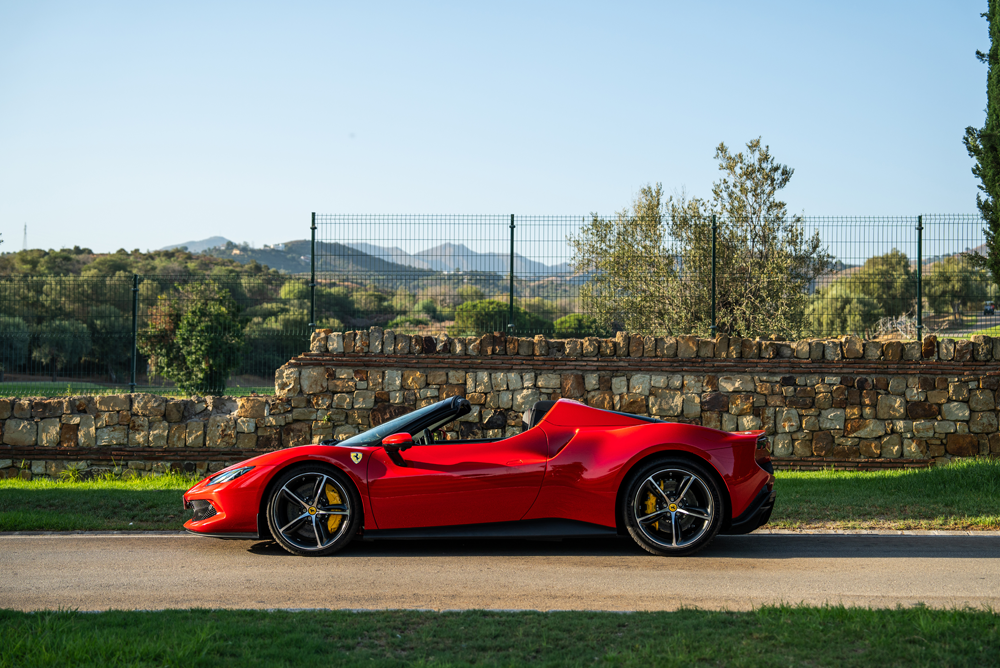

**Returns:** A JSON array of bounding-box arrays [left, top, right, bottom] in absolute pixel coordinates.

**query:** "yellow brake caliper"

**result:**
[[325, 484, 343, 533], [646, 480, 664, 531]]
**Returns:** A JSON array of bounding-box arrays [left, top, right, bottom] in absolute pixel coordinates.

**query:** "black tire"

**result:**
[[622, 456, 724, 557], [265, 464, 360, 557]]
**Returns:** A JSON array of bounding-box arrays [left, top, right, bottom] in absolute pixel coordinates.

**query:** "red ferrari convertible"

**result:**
[[184, 396, 775, 557]]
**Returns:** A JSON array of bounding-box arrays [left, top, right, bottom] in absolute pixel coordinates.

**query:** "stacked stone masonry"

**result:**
[[3, 329, 999, 479]]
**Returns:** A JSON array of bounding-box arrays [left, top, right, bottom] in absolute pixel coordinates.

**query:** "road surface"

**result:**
[[2, 532, 996, 612]]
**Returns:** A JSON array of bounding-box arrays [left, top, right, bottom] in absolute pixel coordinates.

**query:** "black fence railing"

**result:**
[[0, 274, 313, 397], [0, 214, 991, 397], [312, 213, 994, 341]]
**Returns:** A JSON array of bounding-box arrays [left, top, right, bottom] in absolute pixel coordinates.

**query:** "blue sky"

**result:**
[[0, 1, 989, 254]]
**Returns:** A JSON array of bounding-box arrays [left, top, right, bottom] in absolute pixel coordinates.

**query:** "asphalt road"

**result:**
[[2, 533, 997, 612]]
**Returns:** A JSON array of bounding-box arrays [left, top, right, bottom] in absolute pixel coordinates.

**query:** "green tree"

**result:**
[[965, 0, 1000, 286], [570, 139, 831, 336], [31, 319, 92, 381], [804, 250, 916, 336], [86, 305, 131, 383], [138, 283, 245, 395], [925, 256, 989, 324], [0, 316, 30, 381], [569, 184, 677, 333], [805, 283, 885, 337]]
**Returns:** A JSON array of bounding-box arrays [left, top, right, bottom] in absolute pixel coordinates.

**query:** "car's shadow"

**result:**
[[245, 533, 1000, 560]]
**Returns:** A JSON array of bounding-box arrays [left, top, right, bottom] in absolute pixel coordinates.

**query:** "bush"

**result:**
[[448, 300, 552, 336], [553, 314, 607, 338], [138, 283, 244, 395]]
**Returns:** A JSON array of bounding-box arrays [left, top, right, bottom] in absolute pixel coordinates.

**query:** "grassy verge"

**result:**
[[2, 459, 998, 533], [769, 457, 1000, 530], [0, 472, 194, 532], [1, 607, 996, 668]]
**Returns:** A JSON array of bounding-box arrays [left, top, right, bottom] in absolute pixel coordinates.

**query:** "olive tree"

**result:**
[[570, 138, 831, 336]]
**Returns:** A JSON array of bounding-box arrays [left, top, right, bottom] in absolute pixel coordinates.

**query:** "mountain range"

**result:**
[[160, 237, 233, 253], [346, 242, 571, 275], [162, 237, 573, 276]]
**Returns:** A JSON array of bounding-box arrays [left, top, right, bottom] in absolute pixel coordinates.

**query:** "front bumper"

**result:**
[[721, 486, 776, 535]]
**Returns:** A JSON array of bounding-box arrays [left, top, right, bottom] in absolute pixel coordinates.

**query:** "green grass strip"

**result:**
[[2, 458, 998, 533], [771, 457, 1000, 530], [0, 607, 996, 668], [0, 472, 194, 531]]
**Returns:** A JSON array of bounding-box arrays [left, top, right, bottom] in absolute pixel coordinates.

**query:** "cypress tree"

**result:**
[[965, 1, 1000, 285]]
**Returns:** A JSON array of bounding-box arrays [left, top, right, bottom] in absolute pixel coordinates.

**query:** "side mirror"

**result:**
[[382, 432, 413, 467], [382, 433, 413, 447]]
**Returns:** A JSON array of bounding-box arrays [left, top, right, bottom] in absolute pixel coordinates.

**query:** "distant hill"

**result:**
[[347, 241, 571, 275], [160, 237, 232, 253], [203, 239, 434, 276]]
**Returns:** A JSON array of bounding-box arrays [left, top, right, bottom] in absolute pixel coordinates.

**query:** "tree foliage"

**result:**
[[138, 283, 245, 395], [925, 256, 989, 323], [553, 313, 607, 338], [31, 319, 92, 381], [0, 316, 30, 377], [804, 250, 916, 336], [447, 300, 552, 336], [965, 0, 1000, 286], [570, 138, 831, 337]]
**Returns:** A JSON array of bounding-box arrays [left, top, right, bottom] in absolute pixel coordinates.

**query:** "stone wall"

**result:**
[[0, 394, 317, 480], [283, 328, 1000, 464], [3, 328, 999, 479]]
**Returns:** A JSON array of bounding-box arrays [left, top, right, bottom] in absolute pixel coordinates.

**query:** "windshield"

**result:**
[[337, 401, 443, 447]]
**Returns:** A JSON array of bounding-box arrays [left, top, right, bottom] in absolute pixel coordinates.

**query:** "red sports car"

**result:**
[[183, 396, 775, 557]]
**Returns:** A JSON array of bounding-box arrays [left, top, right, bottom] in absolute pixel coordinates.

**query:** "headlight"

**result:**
[[206, 466, 254, 486]]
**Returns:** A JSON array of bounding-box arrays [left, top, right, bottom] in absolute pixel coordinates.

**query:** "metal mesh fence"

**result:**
[[0, 274, 312, 397], [314, 213, 993, 340], [0, 214, 990, 397]]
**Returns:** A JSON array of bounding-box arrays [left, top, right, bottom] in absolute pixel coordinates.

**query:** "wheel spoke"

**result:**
[[311, 475, 327, 505], [281, 485, 309, 509], [670, 513, 678, 547], [637, 508, 670, 525], [279, 512, 310, 533], [675, 475, 695, 503], [645, 476, 670, 503], [677, 506, 711, 521], [312, 516, 323, 548]]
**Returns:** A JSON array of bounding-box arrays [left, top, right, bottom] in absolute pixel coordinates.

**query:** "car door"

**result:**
[[367, 428, 549, 530]]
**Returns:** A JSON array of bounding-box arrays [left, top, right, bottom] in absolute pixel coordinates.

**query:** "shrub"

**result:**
[[553, 314, 607, 338], [448, 300, 552, 336]]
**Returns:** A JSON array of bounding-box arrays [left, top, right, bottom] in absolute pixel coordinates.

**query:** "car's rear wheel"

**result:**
[[266, 465, 360, 556], [623, 457, 724, 557]]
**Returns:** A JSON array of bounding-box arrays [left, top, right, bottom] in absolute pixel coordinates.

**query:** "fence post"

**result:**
[[710, 215, 717, 336], [508, 214, 515, 333], [916, 215, 923, 340], [309, 212, 317, 330], [130, 274, 138, 393]]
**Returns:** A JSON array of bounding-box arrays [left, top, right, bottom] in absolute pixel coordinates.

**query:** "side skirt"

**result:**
[[362, 518, 618, 541]]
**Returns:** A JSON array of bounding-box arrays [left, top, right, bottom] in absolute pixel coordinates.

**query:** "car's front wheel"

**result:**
[[623, 457, 724, 557], [266, 465, 360, 556]]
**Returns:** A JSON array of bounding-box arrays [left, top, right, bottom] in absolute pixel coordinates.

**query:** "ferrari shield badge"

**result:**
[[350, 452, 363, 464]]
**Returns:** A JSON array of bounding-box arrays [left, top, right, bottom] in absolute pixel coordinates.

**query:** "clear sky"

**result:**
[[0, 1, 990, 254]]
